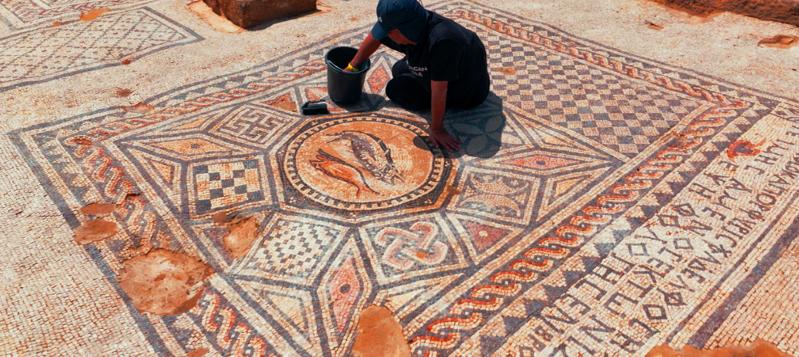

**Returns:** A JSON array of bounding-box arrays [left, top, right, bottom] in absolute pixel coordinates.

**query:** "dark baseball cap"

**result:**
[[371, 0, 428, 43]]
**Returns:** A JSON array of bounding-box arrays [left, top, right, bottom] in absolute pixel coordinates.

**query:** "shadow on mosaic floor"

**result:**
[[412, 92, 506, 159], [336, 93, 388, 112]]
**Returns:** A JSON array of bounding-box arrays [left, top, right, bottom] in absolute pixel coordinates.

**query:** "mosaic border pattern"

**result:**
[[9, 0, 799, 355]]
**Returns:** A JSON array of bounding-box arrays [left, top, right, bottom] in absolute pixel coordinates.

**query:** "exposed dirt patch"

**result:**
[[726, 139, 763, 160], [212, 211, 230, 225], [647, 339, 791, 356], [222, 216, 259, 258], [499, 67, 517, 75], [74, 219, 118, 244], [118, 249, 213, 315], [72, 137, 93, 146], [267, 94, 298, 112], [123, 192, 141, 202], [214, 212, 260, 258], [52, 20, 62, 27], [123, 102, 155, 113], [352, 305, 411, 357], [187, 348, 209, 357], [758, 35, 799, 48], [646, 20, 665, 30], [114, 88, 133, 97], [80, 7, 110, 21], [415, 251, 431, 260], [80, 203, 115, 216], [120, 57, 132, 65]]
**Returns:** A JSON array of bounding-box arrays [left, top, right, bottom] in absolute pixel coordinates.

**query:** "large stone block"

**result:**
[[653, 0, 799, 26], [203, 0, 317, 29]]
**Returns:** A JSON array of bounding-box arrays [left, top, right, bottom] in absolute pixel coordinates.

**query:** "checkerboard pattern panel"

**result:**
[[193, 159, 263, 213], [474, 26, 702, 156], [245, 219, 341, 279]]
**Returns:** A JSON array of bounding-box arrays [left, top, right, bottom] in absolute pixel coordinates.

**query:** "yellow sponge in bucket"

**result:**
[[325, 46, 371, 105]]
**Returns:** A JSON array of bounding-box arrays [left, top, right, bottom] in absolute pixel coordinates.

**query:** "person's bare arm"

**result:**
[[349, 33, 382, 69], [429, 80, 460, 151]]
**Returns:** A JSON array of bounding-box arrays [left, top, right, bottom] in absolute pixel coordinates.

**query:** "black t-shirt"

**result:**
[[380, 11, 488, 92]]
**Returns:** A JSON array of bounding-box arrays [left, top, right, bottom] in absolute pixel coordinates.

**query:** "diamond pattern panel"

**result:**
[[236, 218, 345, 285]]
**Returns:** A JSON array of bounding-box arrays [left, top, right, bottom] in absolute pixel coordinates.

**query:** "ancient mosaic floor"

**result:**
[[4, 0, 799, 356]]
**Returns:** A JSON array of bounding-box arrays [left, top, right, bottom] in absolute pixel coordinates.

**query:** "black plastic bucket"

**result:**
[[325, 46, 371, 105]]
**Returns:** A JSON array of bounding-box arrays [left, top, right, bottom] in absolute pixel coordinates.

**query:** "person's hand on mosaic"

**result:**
[[429, 127, 461, 151], [428, 79, 461, 151]]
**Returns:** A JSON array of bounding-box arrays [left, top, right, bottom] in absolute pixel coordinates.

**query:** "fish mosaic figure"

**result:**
[[309, 149, 379, 198], [310, 130, 405, 198]]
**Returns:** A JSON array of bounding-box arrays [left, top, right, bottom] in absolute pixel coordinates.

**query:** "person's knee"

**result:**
[[447, 87, 489, 110], [387, 75, 430, 111], [457, 77, 490, 109], [468, 88, 490, 108], [392, 59, 410, 78], [386, 78, 402, 102]]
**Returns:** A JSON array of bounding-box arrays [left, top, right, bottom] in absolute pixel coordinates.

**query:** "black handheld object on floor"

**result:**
[[301, 100, 329, 115]]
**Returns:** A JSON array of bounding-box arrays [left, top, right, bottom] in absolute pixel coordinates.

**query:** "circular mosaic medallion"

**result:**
[[284, 116, 447, 211]]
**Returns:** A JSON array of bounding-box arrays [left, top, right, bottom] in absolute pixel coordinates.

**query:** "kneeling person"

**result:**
[[348, 0, 491, 151]]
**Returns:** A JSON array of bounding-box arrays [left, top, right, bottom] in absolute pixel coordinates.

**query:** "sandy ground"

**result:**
[[1, 0, 797, 355]]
